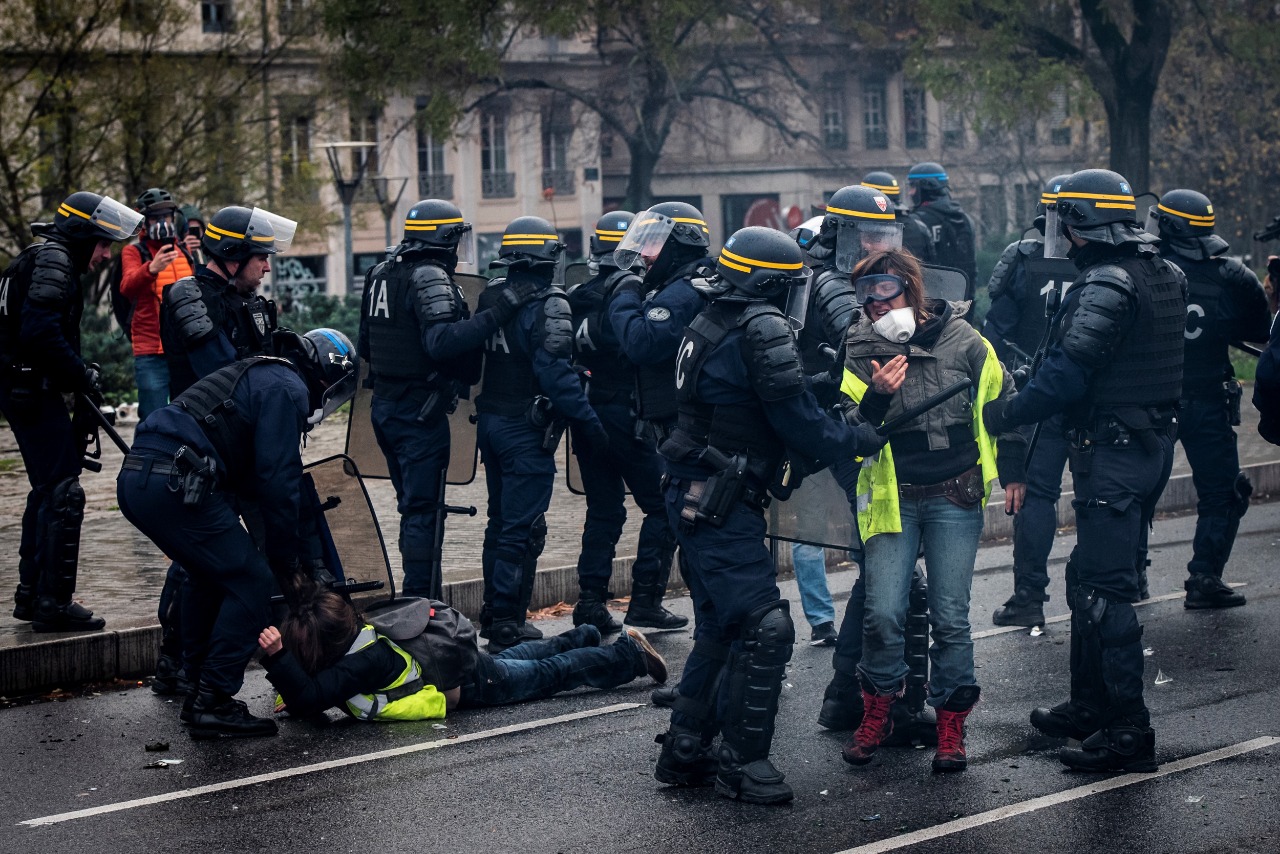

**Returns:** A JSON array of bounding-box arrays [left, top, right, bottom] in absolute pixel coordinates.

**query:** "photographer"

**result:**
[[119, 188, 199, 417]]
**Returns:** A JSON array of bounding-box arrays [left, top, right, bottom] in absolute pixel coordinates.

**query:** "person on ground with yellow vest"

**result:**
[[838, 248, 1027, 773], [257, 589, 668, 721]]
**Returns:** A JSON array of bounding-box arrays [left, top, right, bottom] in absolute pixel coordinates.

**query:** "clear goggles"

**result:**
[[854, 273, 906, 305]]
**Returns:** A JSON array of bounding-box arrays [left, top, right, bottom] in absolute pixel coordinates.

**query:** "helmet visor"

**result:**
[[854, 273, 906, 306], [87, 196, 145, 241], [613, 211, 675, 270], [783, 272, 813, 332], [834, 219, 903, 273], [1043, 208, 1070, 259], [1143, 205, 1162, 240], [246, 207, 298, 255], [452, 224, 476, 266], [311, 369, 358, 427]]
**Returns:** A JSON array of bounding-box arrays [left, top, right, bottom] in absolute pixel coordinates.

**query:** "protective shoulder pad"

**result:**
[[602, 269, 642, 298], [25, 243, 76, 308], [743, 305, 805, 401], [1061, 265, 1136, 369], [163, 276, 217, 347], [986, 240, 1027, 301], [812, 268, 857, 344], [411, 262, 461, 323], [539, 290, 573, 358]]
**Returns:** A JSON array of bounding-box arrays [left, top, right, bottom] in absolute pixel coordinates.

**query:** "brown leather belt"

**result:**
[[897, 465, 983, 505]]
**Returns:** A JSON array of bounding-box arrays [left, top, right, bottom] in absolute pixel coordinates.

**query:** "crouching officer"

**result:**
[[1, 192, 143, 630], [161, 205, 297, 394], [568, 211, 687, 632], [653, 226, 897, 805], [983, 169, 1185, 772], [117, 328, 357, 738], [360, 199, 540, 599], [1150, 190, 1270, 608], [476, 217, 606, 652]]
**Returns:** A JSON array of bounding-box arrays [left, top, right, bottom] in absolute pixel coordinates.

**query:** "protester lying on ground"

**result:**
[[257, 588, 668, 721]]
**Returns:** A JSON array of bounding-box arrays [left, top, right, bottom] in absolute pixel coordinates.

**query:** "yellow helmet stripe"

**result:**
[[249, 234, 275, 242], [503, 233, 558, 241], [594, 229, 626, 241], [503, 240, 548, 246], [57, 203, 91, 220], [405, 217, 463, 225], [1094, 202, 1137, 210], [206, 223, 246, 240], [1040, 193, 1059, 205], [718, 256, 751, 274], [672, 217, 710, 233], [861, 182, 900, 194], [720, 247, 804, 271], [1157, 203, 1214, 225], [1057, 190, 1136, 203], [825, 204, 896, 221], [404, 224, 440, 231]]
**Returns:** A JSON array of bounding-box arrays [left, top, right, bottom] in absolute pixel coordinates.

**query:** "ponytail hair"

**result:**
[[279, 587, 362, 675]]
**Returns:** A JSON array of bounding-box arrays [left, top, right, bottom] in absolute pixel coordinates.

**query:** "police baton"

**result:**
[[876, 379, 974, 436], [77, 393, 131, 456], [1232, 341, 1263, 359]]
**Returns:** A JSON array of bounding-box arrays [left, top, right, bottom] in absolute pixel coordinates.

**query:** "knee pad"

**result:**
[[742, 600, 795, 666], [1232, 472, 1253, 519], [1071, 585, 1107, 633], [528, 514, 548, 560], [1097, 601, 1143, 649], [50, 476, 86, 519]]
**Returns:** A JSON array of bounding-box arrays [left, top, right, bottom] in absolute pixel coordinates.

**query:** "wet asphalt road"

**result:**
[[1, 504, 1277, 854]]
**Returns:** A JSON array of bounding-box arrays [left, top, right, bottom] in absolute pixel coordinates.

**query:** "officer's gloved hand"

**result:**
[[1011, 365, 1032, 391], [850, 422, 889, 456], [82, 362, 105, 406], [572, 421, 610, 460], [492, 278, 542, 323], [613, 275, 643, 301], [272, 329, 308, 359], [982, 398, 1013, 435]]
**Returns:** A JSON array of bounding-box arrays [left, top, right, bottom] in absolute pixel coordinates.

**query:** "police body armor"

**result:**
[[0, 242, 83, 382], [1167, 252, 1238, 398], [474, 281, 569, 417], [568, 269, 638, 404], [363, 258, 480, 394], [797, 265, 856, 373], [162, 272, 279, 393], [1074, 254, 1185, 415], [913, 204, 976, 282], [667, 301, 788, 486], [1013, 248, 1078, 360]]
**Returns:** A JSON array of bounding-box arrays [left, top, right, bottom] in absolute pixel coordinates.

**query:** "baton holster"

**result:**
[[173, 446, 217, 508], [1225, 379, 1243, 427]]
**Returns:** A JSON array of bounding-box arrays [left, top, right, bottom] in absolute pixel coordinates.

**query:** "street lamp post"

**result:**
[[371, 175, 410, 248], [321, 141, 376, 293]]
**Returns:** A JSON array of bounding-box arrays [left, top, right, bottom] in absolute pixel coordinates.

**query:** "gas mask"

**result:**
[[872, 307, 916, 343], [147, 218, 177, 243]]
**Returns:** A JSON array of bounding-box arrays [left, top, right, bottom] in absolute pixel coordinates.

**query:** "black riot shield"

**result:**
[[564, 261, 593, 289], [765, 464, 860, 552], [303, 454, 394, 609], [343, 272, 488, 486], [921, 264, 969, 302], [1014, 252, 1078, 364]]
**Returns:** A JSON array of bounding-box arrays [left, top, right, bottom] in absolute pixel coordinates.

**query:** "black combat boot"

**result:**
[[624, 583, 689, 630], [1030, 699, 1103, 741], [654, 725, 718, 787], [817, 671, 864, 731], [31, 597, 105, 632], [650, 686, 678, 708], [12, 582, 34, 621], [1184, 574, 1247, 609], [152, 654, 192, 696], [1059, 718, 1156, 772], [992, 587, 1047, 627], [573, 589, 623, 634], [715, 741, 793, 805], [187, 683, 278, 739], [485, 619, 524, 654]]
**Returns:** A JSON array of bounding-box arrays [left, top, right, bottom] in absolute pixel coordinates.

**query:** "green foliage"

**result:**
[[79, 307, 136, 405], [279, 293, 362, 345]]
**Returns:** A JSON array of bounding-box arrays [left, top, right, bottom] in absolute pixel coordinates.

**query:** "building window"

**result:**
[[279, 101, 312, 184], [863, 80, 887, 150], [201, 0, 234, 33], [821, 80, 847, 150], [481, 108, 515, 198], [1049, 88, 1072, 146], [903, 86, 927, 149], [350, 106, 379, 200], [942, 105, 964, 148], [415, 116, 452, 198], [541, 98, 575, 195]]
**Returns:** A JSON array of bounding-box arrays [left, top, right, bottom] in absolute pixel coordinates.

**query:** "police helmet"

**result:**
[[647, 201, 710, 248], [716, 226, 809, 299], [402, 198, 471, 249], [288, 328, 358, 427], [1032, 173, 1072, 233], [1149, 188, 1228, 258], [53, 191, 144, 243], [493, 215, 564, 269], [907, 162, 949, 204], [203, 205, 297, 263], [1052, 169, 1148, 246], [589, 210, 635, 259], [822, 185, 903, 273], [861, 171, 902, 204], [135, 188, 178, 216]]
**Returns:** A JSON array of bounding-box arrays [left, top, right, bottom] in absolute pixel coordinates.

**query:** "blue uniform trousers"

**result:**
[[1178, 397, 1246, 578], [1011, 413, 1071, 597]]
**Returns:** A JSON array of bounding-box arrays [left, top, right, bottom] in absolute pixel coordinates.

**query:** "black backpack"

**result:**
[[107, 242, 153, 341]]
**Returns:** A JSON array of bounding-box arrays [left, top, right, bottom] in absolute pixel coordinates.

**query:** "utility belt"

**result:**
[[1066, 406, 1177, 478], [665, 445, 771, 531], [1181, 380, 1243, 426], [897, 465, 984, 509], [0, 362, 52, 397], [634, 418, 671, 447], [122, 446, 219, 507], [411, 380, 460, 425]]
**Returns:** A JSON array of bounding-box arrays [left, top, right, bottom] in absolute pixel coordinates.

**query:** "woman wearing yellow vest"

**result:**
[[837, 249, 1026, 773], [257, 589, 667, 722]]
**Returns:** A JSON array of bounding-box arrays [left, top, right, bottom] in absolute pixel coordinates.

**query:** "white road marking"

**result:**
[[832, 735, 1280, 854], [18, 702, 644, 828]]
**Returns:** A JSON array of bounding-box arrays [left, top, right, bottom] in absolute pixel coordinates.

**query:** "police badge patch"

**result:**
[[253, 311, 266, 335], [647, 306, 671, 322]]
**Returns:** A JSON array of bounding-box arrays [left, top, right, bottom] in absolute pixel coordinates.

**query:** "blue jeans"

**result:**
[[791, 543, 835, 627], [133, 354, 170, 420], [459, 626, 643, 706], [860, 496, 983, 707]]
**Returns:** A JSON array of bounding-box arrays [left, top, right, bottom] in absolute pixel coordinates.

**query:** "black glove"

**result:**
[[572, 422, 610, 460], [492, 278, 542, 323], [851, 422, 889, 455], [1011, 365, 1032, 391], [82, 362, 105, 406], [982, 398, 1013, 435], [613, 275, 643, 300], [272, 329, 308, 358]]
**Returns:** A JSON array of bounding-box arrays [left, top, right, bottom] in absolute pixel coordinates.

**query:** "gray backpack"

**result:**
[[363, 597, 481, 691]]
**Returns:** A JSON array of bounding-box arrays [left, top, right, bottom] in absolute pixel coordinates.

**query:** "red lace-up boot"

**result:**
[[932, 685, 981, 773]]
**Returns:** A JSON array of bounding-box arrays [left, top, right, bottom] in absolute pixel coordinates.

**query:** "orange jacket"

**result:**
[[119, 241, 195, 356]]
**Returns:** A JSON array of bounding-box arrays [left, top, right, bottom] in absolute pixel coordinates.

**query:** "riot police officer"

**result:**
[[984, 174, 1077, 627], [1151, 189, 1270, 608], [476, 216, 606, 652], [117, 328, 356, 738], [905, 162, 978, 299], [983, 168, 1186, 772], [861, 171, 907, 219], [161, 204, 297, 394], [652, 226, 897, 805], [606, 201, 715, 445], [359, 199, 538, 599], [1, 191, 143, 631], [567, 211, 688, 633]]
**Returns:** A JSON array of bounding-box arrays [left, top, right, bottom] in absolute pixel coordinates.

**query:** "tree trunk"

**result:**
[[1103, 86, 1154, 195], [623, 141, 660, 212]]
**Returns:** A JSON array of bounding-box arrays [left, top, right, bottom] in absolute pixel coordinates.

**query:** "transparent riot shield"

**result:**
[[921, 263, 969, 302], [303, 454, 394, 609], [565, 433, 586, 496], [765, 464, 859, 552], [343, 272, 488, 486]]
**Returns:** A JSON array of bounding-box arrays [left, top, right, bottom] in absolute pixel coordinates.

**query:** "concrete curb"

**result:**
[[6, 459, 1280, 697]]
